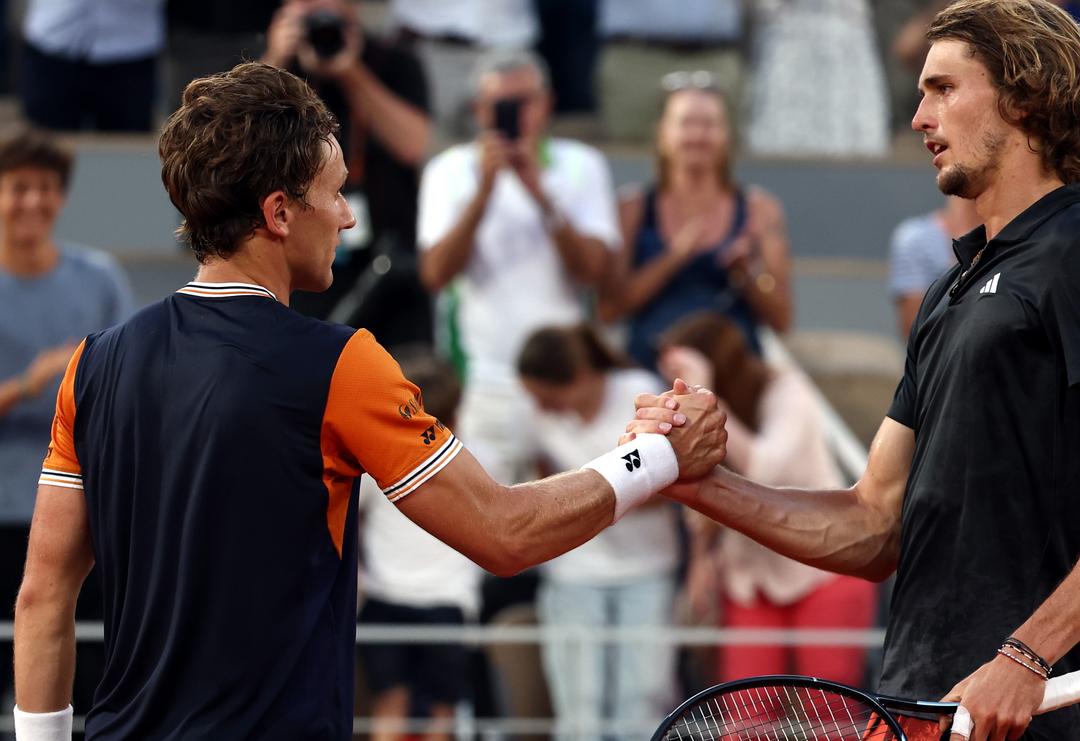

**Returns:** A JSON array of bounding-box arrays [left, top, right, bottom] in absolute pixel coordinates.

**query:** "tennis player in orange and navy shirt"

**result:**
[[36, 280, 461, 739], [12, 63, 726, 741]]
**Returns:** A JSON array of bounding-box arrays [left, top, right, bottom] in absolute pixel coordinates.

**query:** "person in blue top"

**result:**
[[0, 129, 133, 731], [599, 73, 793, 370]]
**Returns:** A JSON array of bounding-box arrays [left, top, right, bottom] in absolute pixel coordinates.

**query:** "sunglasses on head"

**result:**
[[661, 70, 720, 93]]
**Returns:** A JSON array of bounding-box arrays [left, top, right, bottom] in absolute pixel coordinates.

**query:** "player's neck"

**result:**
[[0, 233, 59, 277], [976, 168, 1064, 242], [193, 254, 291, 306]]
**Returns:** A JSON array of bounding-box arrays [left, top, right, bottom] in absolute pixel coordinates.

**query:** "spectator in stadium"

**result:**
[[0, 130, 132, 732], [18, 0, 164, 132], [163, 0, 280, 114], [263, 0, 435, 347], [888, 196, 980, 337], [746, 0, 889, 158], [357, 349, 482, 741], [417, 49, 619, 485], [631, 2, 1080, 737], [657, 312, 876, 688], [599, 80, 792, 371], [11, 62, 725, 740], [517, 324, 680, 741], [387, 0, 538, 142], [596, 0, 745, 143]]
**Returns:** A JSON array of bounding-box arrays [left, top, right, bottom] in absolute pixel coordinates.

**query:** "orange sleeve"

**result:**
[[322, 330, 461, 502], [39, 339, 86, 491]]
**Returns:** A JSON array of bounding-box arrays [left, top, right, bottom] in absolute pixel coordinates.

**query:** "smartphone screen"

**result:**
[[493, 98, 522, 141]]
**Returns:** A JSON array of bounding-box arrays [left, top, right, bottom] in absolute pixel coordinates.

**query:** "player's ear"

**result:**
[[259, 190, 291, 239]]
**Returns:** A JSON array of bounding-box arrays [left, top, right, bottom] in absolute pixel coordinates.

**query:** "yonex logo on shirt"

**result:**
[[979, 272, 1001, 294], [622, 450, 641, 472]]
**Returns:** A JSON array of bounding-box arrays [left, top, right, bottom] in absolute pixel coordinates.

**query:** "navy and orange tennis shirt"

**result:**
[[39, 281, 462, 740]]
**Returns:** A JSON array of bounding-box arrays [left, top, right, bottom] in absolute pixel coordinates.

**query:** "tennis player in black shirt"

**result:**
[[632, 2, 1080, 739]]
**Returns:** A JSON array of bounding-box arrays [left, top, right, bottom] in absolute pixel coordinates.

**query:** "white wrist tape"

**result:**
[[582, 433, 679, 522], [14, 704, 73, 741]]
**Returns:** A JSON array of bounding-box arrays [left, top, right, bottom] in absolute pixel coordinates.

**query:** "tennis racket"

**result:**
[[650, 671, 1080, 741]]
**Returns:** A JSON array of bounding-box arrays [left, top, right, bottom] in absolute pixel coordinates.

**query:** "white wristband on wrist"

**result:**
[[13, 704, 73, 741], [582, 433, 679, 522]]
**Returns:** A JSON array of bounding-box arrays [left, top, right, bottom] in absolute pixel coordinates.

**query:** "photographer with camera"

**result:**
[[263, 0, 435, 347], [417, 49, 618, 487]]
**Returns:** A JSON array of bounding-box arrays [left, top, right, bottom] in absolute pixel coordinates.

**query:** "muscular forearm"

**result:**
[[1010, 559, 1080, 666], [338, 63, 430, 166], [13, 587, 77, 712], [419, 188, 491, 291], [494, 470, 615, 573], [667, 466, 900, 581], [549, 224, 609, 285]]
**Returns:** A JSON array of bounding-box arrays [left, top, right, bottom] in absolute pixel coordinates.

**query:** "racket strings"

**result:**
[[661, 685, 901, 741]]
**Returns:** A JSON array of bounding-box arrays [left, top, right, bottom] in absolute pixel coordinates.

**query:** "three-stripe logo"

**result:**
[[979, 272, 1001, 294]]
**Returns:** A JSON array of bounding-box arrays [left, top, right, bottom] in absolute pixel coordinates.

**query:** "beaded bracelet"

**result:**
[[1004, 637, 1052, 675], [997, 646, 1049, 680]]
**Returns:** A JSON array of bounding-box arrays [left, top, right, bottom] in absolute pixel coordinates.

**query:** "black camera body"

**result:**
[[305, 11, 346, 59]]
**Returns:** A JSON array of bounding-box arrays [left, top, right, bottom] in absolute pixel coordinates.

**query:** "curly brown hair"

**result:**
[[928, 0, 1080, 183], [159, 62, 339, 263]]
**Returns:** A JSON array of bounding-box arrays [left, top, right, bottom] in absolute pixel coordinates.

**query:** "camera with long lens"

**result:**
[[304, 10, 346, 59]]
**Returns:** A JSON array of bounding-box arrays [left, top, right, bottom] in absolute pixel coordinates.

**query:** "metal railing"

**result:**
[[0, 622, 886, 738]]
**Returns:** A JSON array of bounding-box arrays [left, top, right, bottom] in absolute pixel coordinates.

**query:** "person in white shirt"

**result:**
[[657, 311, 878, 687], [357, 349, 482, 741], [417, 49, 619, 486], [517, 324, 680, 741]]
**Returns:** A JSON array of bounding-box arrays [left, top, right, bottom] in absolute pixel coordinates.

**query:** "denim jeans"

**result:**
[[537, 575, 677, 741]]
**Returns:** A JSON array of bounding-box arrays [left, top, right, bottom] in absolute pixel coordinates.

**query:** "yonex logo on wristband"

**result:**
[[622, 450, 641, 472]]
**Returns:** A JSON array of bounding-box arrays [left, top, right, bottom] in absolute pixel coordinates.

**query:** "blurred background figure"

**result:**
[[417, 49, 618, 485], [18, 0, 164, 131], [747, 0, 889, 158], [888, 196, 980, 338], [600, 80, 792, 370], [517, 324, 680, 741], [356, 348, 482, 741], [659, 312, 877, 687], [263, 0, 435, 348], [387, 0, 537, 143], [0, 130, 132, 734], [163, 0, 280, 114], [534, 0, 601, 124], [596, 0, 745, 143]]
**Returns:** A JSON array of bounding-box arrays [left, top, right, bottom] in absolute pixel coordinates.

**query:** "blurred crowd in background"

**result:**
[[3, 1, 1077, 739]]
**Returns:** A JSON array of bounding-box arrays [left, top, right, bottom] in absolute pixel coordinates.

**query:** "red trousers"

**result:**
[[718, 574, 878, 686]]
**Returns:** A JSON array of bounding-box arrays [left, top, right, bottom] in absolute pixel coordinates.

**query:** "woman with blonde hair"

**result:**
[[599, 77, 792, 370]]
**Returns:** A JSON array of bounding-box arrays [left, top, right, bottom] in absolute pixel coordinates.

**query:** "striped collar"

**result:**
[[176, 281, 279, 301]]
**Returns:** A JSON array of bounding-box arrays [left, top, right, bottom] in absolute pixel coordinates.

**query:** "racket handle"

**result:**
[[1039, 669, 1080, 713]]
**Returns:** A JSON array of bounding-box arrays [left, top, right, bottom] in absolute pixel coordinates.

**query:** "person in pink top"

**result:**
[[658, 311, 877, 686]]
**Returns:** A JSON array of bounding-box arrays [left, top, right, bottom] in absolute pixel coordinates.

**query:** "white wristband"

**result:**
[[14, 704, 73, 741], [582, 433, 679, 522]]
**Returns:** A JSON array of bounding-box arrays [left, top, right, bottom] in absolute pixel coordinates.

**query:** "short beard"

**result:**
[[938, 164, 977, 197], [936, 129, 1005, 199]]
